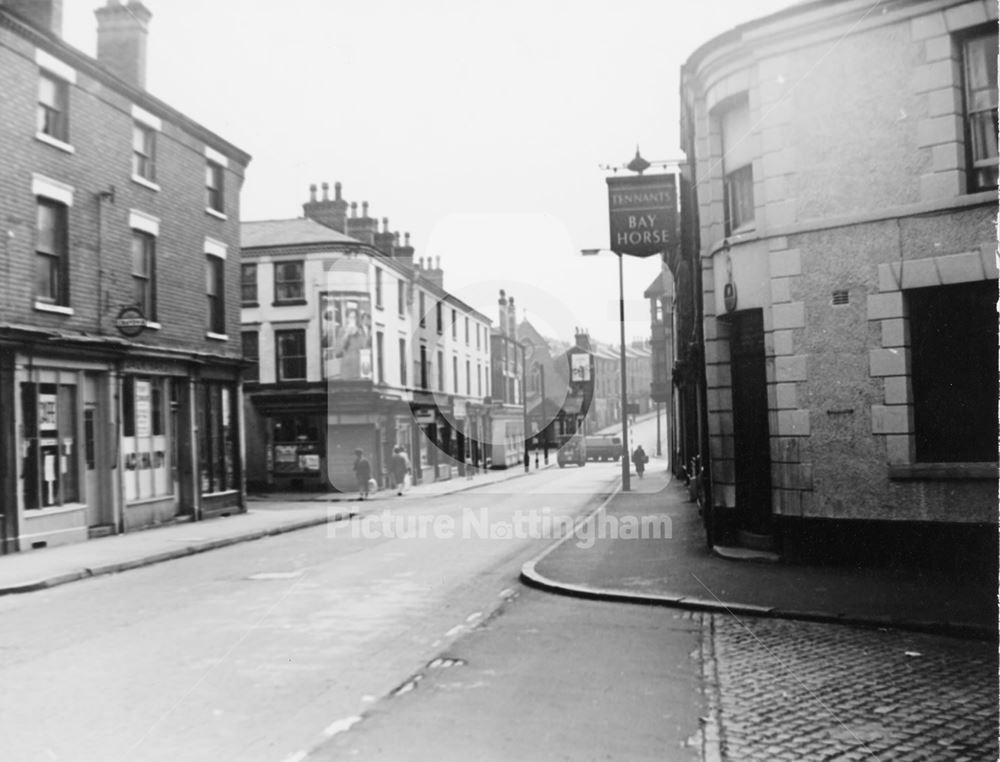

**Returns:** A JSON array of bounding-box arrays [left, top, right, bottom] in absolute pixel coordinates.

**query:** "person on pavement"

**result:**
[[632, 444, 648, 479], [390, 446, 411, 496], [353, 448, 372, 500]]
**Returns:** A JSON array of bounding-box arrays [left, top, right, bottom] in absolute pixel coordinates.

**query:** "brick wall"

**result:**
[[0, 27, 247, 357]]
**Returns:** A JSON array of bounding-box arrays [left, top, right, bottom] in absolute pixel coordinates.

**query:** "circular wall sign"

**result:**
[[115, 305, 148, 337]]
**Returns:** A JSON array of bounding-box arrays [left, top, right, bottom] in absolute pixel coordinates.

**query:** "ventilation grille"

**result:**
[[832, 290, 850, 305]]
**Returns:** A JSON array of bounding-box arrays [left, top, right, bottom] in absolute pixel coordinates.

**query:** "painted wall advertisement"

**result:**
[[320, 292, 373, 381]]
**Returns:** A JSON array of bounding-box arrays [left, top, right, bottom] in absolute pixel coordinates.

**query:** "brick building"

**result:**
[[680, 0, 997, 564], [0, 0, 251, 551], [242, 183, 492, 491], [487, 291, 526, 468]]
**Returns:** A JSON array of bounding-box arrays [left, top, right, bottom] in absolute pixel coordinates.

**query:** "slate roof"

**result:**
[[241, 218, 361, 249]]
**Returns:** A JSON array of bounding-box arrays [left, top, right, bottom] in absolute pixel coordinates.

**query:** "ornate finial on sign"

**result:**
[[627, 146, 650, 175]]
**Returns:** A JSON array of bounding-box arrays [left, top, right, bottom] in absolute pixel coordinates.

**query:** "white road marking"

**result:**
[[323, 715, 362, 737], [465, 611, 482, 623], [445, 624, 466, 637]]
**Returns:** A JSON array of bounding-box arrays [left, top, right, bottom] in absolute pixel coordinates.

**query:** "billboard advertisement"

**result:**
[[320, 291, 373, 381]]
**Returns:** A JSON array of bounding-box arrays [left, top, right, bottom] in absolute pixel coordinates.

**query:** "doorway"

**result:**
[[727, 310, 773, 534]]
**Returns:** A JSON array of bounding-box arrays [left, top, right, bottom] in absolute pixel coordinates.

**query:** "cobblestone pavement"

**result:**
[[702, 615, 998, 761]]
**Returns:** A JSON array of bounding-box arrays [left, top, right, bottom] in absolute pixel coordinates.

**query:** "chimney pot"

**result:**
[[309, 183, 317, 202], [351, 202, 358, 218], [362, 201, 369, 218], [321, 181, 329, 201], [404, 232, 411, 247], [394, 232, 401, 245], [382, 217, 389, 233], [335, 181, 343, 201]]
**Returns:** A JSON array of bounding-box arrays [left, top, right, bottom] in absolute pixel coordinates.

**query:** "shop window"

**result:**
[[35, 197, 69, 306], [132, 230, 156, 320], [20, 381, 79, 509], [242, 332, 259, 382], [961, 28, 999, 192], [241, 263, 258, 305], [37, 71, 69, 143], [274, 261, 304, 303], [276, 329, 306, 381], [122, 376, 171, 500], [909, 280, 998, 462], [198, 380, 238, 493], [272, 415, 322, 475]]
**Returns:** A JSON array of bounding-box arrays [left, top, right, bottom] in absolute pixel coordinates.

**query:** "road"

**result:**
[[0, 415, 695, 762]]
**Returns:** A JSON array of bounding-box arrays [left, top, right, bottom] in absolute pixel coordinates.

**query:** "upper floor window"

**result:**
[[419, 344, 428, 389], [451, 309, 458, 339], [962, 29, 999, 192], [205, 161, 225, 213], [465, 317, 470, 344], [720, 95, 754, 235], [436, 301, 443, 334], [375, 268, 383, 309], [35, 197, 69, 306], [205, 255, 225, 334], [399, 338, 407, 385], [437, 350, 445, 391], [274, 261, 304, 303], [452, 356, 459, 393], [419, 292, 426, 327], [131, 230, 156, 321], [241, 332, 259, 382], [398, 280, 406, 315], [465, 360, 471, 395], [132, 123, 156, 183], [275, 329, 307, 381], [476, 325, 481, 350], [375, 331, 385, 384], [37, 72, 69, 143], [241, 263, 257, 305]]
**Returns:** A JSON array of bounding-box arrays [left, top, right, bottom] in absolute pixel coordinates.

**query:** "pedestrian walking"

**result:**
[[632, 444, 648, 479], [390, 446, 411, 496], [353, 448, 372, 500]]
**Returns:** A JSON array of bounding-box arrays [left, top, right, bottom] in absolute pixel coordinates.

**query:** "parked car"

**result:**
[[557, 437, 587, 467], [584, 435, 622, 461]]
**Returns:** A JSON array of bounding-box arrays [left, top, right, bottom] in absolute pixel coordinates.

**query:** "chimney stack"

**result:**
[[302, 181, 349, 233], [498, 290, 508, 336], [393, 231, 415, 269], [346, 200, 377, 244], [421, 254, 444, 289], [95, 0, 152, 89], [5, 0, 63, 35], [374, 217, 395, 257], [507, 296, 516, 338], [574, 329, 591, 352]]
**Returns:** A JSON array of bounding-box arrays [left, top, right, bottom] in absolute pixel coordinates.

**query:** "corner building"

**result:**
[[0, 1, 251, 551], [680, 0, 998, 565]]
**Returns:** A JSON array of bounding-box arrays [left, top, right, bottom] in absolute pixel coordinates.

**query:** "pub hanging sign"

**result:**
[[606, 173, 678, 258]]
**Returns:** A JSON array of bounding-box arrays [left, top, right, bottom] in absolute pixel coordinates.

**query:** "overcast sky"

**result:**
[[63, 0, 794, 344]]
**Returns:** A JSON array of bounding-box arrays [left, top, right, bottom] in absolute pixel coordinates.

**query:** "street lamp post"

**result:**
[[582, 247, 631, 492]]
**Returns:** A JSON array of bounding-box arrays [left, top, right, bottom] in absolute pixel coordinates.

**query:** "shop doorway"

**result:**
[[83, 374, 111, 530]]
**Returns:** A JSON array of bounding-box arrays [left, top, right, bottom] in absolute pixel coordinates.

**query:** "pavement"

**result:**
[[0, 459, 548, 596], [521, 456, 998, 640]]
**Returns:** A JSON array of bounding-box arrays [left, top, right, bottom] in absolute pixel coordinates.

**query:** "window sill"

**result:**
[[205, 207, 227, 221], [889, 463, 998, 481], [34, 301, 73, 315], [206, 331, 229, 341], [271, 299, 307, 307], [131, 174, 160, 192], [24, 502, 85, 517], [35, 132, 74, 154]]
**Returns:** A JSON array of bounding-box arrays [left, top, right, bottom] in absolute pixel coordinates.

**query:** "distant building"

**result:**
[[645, 270, 675, 458], [680, 0, 998, 565], [0, 0, 251, 552], [487, 291, 526, 468], [241, 184, 491, 491]]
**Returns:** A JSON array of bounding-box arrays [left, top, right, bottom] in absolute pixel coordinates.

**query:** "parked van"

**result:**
[[584, 436, 622, 461]]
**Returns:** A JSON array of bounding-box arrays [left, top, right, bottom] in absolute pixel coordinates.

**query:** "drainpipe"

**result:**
[[95, 187, 115, 335]]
